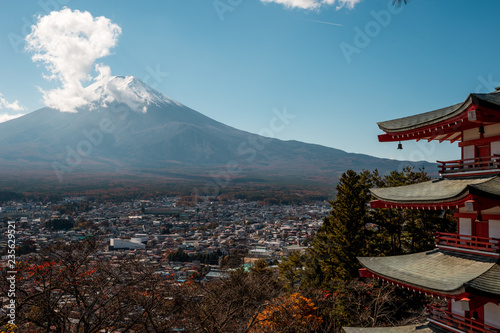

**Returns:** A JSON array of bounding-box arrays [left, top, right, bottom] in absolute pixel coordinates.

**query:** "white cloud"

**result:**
[[260, 0, 361, 10], [0, 113, 24, 123], [0, 93, 25, 112], [25, 8, 122, 112], [0, 93, 26, 123]]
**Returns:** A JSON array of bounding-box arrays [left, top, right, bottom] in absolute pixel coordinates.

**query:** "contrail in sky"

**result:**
[[304, 19, 343, 27]]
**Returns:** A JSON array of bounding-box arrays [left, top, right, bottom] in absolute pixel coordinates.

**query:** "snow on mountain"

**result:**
[[85, 75, 182, 113]]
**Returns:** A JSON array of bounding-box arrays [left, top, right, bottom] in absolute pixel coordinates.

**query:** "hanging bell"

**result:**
[[476, 212, 482, 222], [397, 141, 403, 150]]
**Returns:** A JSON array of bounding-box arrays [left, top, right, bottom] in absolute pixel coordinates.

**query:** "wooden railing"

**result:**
[[435, 232, 500, 256], [427, 306, 500, 333], [438, 155, 500, 174]]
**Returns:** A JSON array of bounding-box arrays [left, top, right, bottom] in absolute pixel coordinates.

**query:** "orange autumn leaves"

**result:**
[[250, 293, 322, 332]]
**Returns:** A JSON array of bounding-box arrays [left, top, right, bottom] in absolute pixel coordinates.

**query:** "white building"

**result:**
[[109, 238, 145, 250]]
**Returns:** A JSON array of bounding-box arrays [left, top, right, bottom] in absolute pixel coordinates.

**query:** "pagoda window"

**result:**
[[463, 145, 474, 161], [459, 217, 472, 236], [451, 299, 466, 317], [492, 141, 500, 155], [484, 302, 500, 328], [489, 219, 500, 239], [462, 145, 476, 162]]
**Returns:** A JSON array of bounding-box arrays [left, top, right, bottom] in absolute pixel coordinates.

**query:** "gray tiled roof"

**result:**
[[377, 91, 500, 133], [358, 250, 498, 295], [465, 263, 500, 298], [472, 91, 500, 107], [370, 175, 500, 204], [377, 103, 464, 132], [343, 324, 437, 333], [469, 177, 500, 197]]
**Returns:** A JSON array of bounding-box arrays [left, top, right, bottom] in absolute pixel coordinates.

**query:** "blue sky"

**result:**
[[1, 0, 500, 163]]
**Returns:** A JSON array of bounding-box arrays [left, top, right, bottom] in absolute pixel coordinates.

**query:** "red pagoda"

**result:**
[[357, 90, 500, 332]]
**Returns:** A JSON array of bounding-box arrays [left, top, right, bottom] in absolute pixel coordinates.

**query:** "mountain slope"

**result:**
[[0, 76, 435, 185]]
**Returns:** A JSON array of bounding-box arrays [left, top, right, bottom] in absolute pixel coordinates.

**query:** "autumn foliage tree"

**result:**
[[309, 279, 430, 330], [181, 266, 283, 333], [249, 293, 323, 333], [0, 239, 183, 332]]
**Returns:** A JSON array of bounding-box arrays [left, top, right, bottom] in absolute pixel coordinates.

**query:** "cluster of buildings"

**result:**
[[0, 197, 329, 280]]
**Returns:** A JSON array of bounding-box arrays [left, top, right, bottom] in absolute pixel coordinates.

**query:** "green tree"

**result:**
[[45, 218, 74, 231], [219, 248, 243, 269], [278, 251, 307, 291], [305, 170, 373, 285]]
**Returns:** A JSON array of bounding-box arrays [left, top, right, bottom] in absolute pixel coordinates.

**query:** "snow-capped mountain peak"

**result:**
[[86, 75, 182, 113]]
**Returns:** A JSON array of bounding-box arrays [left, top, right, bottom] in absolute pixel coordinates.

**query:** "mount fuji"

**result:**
[[0, 76, 434, 186]]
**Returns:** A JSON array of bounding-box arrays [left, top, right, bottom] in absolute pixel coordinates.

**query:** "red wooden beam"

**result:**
[[450, 134, 462, 143], [358, 268, 371, 278], [459, 134, 500, 147], [439, 132, 459, 143], [370, 194, 473, 210], [428, 306, 499, 333], [468, 106, 500, 124]]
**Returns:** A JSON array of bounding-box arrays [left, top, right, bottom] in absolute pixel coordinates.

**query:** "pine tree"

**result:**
[[305, 170, 373, 285]]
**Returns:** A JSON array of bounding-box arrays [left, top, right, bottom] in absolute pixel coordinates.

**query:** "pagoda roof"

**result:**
[[379, 92, 500, 133], [377, 91, 500, 142], [465, 262, 500, 298], [342, 324, 436, 333], [378, 102, 463, 133], [358, 249, 499, 296], [370, 175, 500, 209]]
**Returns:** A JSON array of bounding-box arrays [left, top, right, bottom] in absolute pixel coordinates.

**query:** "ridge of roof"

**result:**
[[377, 90, 500, 133], [469, 176, 500, 198], [465, 263, 500, 298]]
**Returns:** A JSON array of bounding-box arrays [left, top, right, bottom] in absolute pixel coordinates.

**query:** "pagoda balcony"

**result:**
[[435, 232, 500, 257], [438, 155, 500, 175], [427, 306, 500, 333]]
